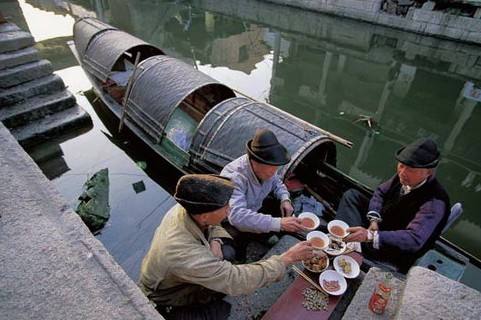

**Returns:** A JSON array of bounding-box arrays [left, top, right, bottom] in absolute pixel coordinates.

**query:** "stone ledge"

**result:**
[[396, 267, 481, 319], [262, 0, 481, 45], [225, 235, 300, 320], [342, 267, 405, 320], [0, 123, 163, 320]]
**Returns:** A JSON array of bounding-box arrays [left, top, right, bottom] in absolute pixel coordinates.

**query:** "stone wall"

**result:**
[[263, 0, 481, 45]]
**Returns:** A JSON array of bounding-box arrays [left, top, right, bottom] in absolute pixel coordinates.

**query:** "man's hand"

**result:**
[[280, 241, 315, 266], [368, 220, 379, 231], [280, 200, 294, 217], [344, 226, 369, 243], [280, 217, 307, 232], [210, 240, 223, 259]]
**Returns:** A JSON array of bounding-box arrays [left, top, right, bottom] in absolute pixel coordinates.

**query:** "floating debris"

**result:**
[[136, 161, 147, 170], [75, 168, 110, 232], [353, 114, 376, 129], [132, 180, 146, 194], [302, 287, 329, 311]]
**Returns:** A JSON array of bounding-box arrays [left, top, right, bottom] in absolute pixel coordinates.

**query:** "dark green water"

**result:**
[[77, 0, 481, 259], [14, 0, 481, 279]]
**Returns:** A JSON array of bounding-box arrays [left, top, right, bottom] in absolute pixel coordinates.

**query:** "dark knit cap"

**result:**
[[246, 128, 290, 166], [174, 174, 234, 215], [395, 138, 440, 168]]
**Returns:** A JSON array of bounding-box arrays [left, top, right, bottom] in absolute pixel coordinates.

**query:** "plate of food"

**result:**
[[333, 255, 360, 279], [319, 270, 347, 296], [324, 235, 346, 256], [298, 212, 320, 230], [302, 251, 329, 273]]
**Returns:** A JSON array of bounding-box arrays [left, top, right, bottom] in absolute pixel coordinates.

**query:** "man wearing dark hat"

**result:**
[[139, 174, 314, 319], [336, 138, 450, 271], [220, 128, 306, 235]]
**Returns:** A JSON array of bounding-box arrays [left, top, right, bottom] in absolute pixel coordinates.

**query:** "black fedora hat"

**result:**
[[395, 138, 440, 168], [174, 174, 234, 215], [246, 129, 290, 166]]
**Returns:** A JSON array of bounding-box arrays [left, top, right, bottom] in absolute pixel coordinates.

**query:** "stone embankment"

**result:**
[[343, 266, 481, 319], [0, 122, 163, 320], [262, 0, 481, 45], [0, 21, 163, 320], [0, 22, 91, 146]]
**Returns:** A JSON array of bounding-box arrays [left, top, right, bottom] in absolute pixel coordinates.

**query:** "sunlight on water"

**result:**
[[18, 0, 74, 41]]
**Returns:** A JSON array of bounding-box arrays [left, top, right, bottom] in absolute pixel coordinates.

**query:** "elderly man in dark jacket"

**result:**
[[336, 138, 450, 271]]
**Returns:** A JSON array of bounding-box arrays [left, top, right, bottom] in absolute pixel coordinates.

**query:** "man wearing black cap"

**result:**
[[220, 128, 306, 235], [139, 174, 314, 319], [337, 138, 450, 271]]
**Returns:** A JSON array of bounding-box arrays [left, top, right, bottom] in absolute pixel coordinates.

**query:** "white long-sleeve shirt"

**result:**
[[220, 155, 290, 233]]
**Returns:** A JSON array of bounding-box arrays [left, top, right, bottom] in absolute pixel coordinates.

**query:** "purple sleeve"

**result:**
[[378, 199, 446, 253], [368, 176, 396, 213]]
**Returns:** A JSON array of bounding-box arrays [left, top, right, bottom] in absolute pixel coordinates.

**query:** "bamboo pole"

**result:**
[[118, 52, 141, 133]]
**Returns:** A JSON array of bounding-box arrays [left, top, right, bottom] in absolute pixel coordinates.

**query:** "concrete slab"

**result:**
[[0, 123, 163, 320], [0, 74, 64, 106], [0, 46, 39, 70], [225, 235, 300, 320], [0, 90, 76, 128], [0, 22, 21, 33], [396, 267, 481, 320], [342, 267, 405, 320], [0, 30, 34, 53], [10, 104, 92, 146], [0, 59, 53, 88]]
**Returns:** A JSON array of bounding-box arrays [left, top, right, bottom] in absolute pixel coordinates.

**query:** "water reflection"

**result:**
[[23, 0, 481, 260]]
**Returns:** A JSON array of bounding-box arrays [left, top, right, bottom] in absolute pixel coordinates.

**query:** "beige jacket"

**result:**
[[139, 204, 286, 306]]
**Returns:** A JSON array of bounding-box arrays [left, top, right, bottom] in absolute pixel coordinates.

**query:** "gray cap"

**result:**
[[395, 138, 440, 168]]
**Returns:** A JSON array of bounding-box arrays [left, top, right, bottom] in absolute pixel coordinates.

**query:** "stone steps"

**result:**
[[0, 21, 92, 147], [0, 46, 39, 70], [0, 90, 76, 129], [0, 23, 21, 33], [0, 59, 53, 88], [11, 105, 92, 147], [0, 30, 34, 54], [0, 74, 65, 106]]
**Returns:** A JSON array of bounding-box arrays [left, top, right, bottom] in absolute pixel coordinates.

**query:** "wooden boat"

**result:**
[[70, 18, 481, 280]]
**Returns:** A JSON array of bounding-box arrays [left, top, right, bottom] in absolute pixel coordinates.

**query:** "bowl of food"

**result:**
[[319, 270, 347, 296], [324, 235, 347, 256], [306, 231, 330, 250], [327, 220, 349, 239], [302, 251, 329, 273], [298, 212, 320, 230], [333, 255, 360, 279]]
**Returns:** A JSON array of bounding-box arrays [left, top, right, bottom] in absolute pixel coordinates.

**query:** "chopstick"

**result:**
[[291, 265, 328, 295]]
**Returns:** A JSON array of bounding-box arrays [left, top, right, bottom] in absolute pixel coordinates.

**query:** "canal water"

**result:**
[[12, 0, 481, 285]]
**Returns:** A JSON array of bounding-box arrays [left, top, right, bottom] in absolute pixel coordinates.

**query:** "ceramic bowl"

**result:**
[[319, 270, 347, 296], [302, 251, 329, 273], [327, 220, 350, 239], [298, 212, 320, 230], [306, 231, 330, 250], [333, 255, 360, 279]]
